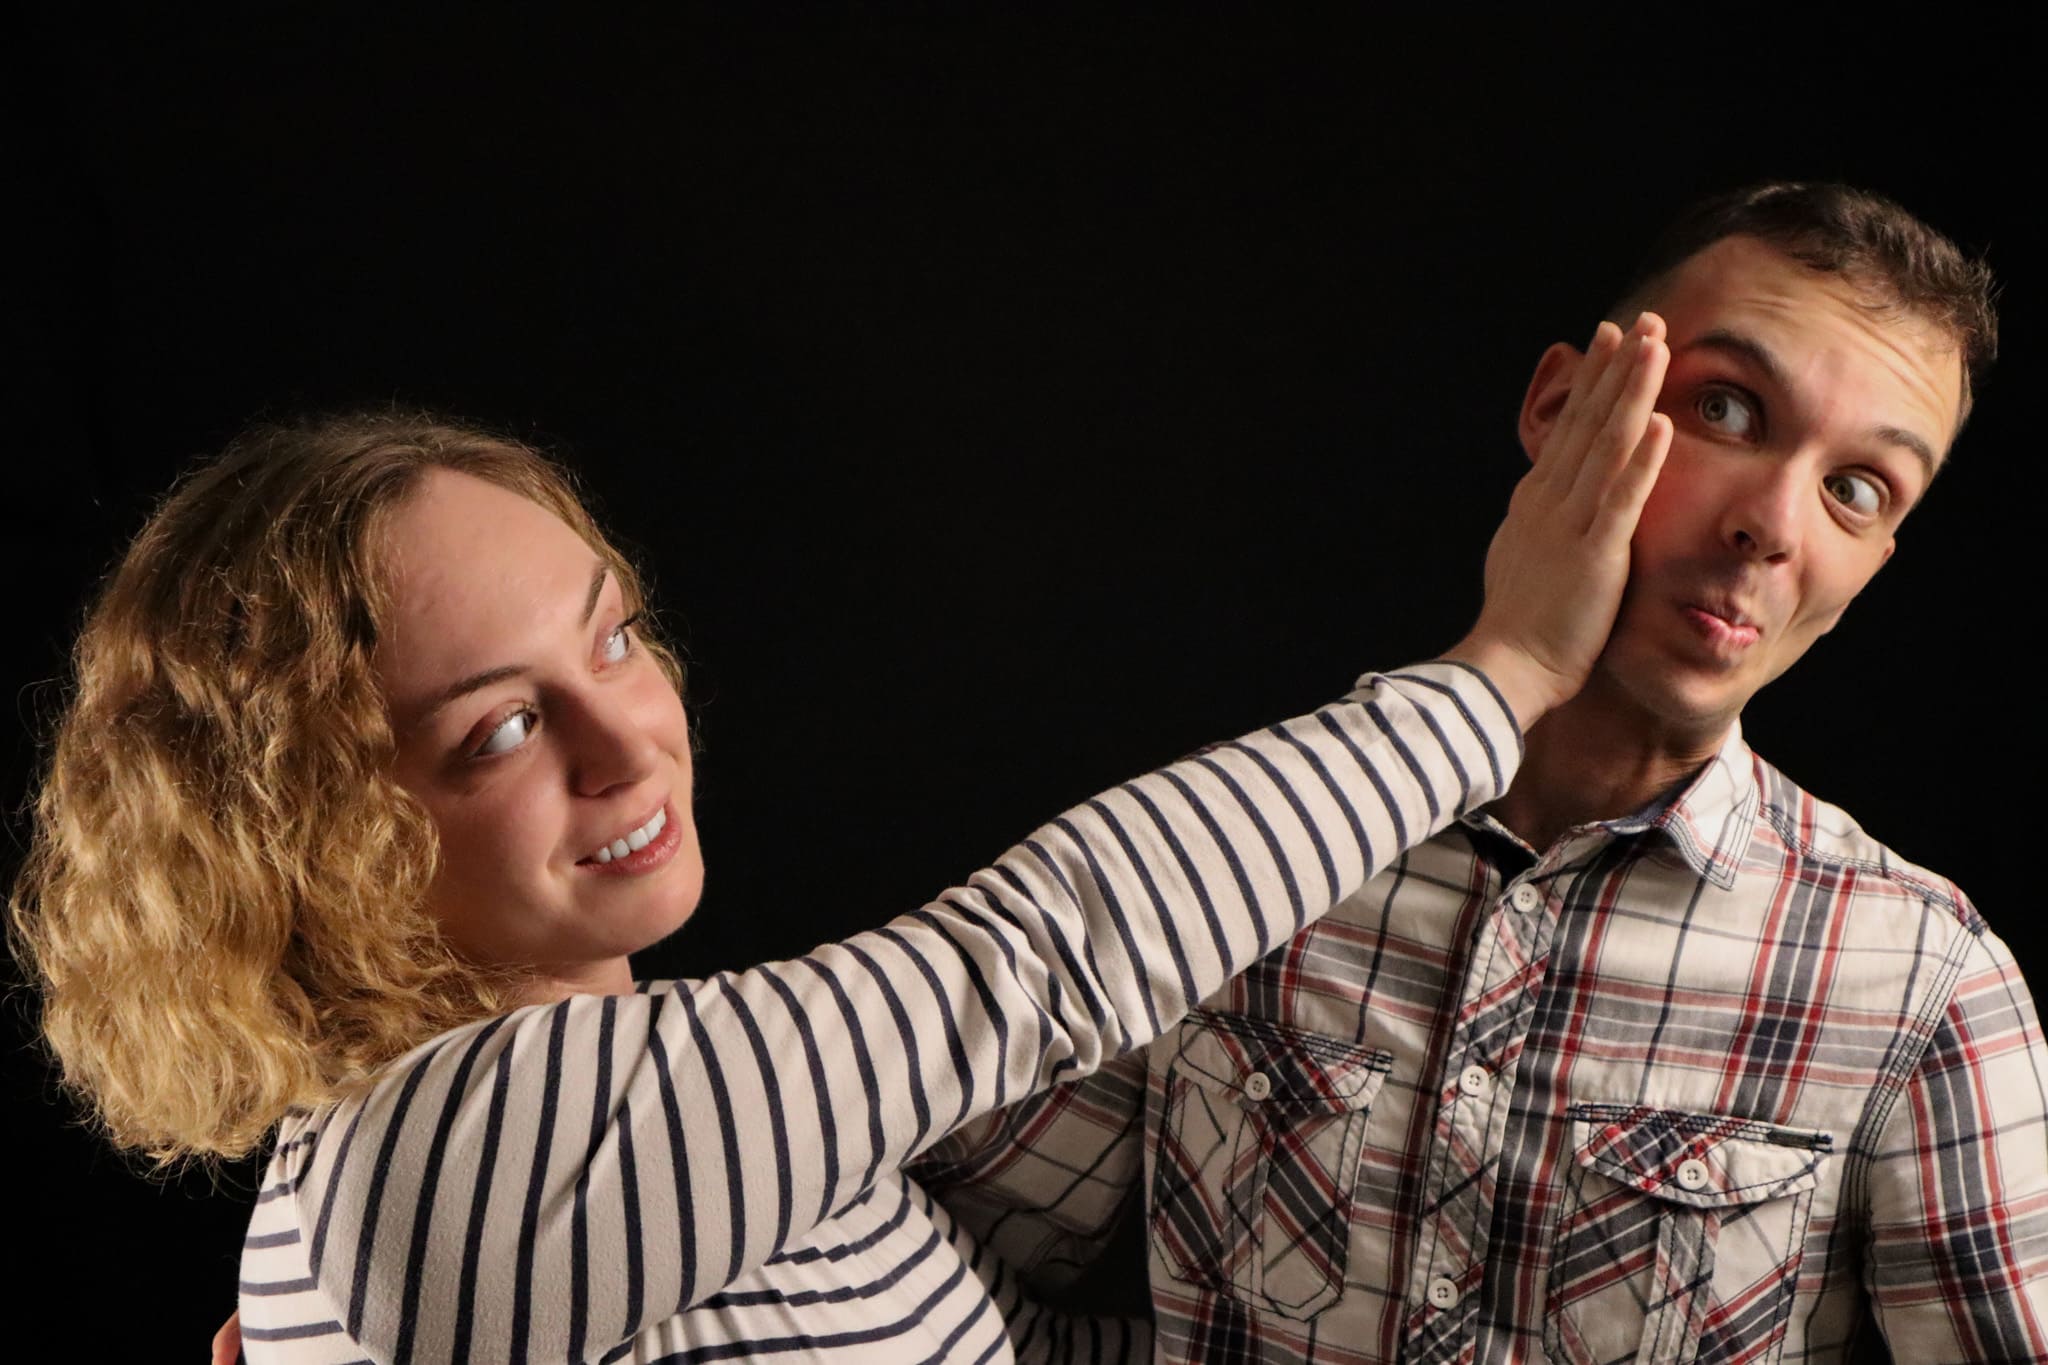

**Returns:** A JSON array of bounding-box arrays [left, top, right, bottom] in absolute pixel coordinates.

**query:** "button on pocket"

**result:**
[[1150, 1011, 1393, 1321], [1545, 1103, 1832, 1365]]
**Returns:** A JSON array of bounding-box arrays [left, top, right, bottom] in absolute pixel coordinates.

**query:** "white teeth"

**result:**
[[587, 806, 668, 864]]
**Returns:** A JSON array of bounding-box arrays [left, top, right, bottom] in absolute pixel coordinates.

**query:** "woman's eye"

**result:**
[[473, 709, 536, 758], [1824, 471, 1885, 517], [1695, 387, 1759, 439], [602, 613, 641, 665]]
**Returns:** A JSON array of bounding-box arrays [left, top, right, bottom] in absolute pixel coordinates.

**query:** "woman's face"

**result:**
[[374, 469, 702, 999]]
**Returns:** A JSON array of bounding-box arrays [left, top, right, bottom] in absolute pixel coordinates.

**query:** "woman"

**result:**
[[13, 323, 1667, 1363]]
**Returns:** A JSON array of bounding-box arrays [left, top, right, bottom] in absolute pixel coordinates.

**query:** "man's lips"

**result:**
[[1682, 603, 1761, 650]]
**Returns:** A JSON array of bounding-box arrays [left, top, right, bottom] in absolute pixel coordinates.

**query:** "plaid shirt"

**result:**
[[921, 719, 2048, 1363]]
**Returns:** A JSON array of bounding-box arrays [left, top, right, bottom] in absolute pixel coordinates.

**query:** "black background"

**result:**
[[6, 9, 2035, 1356]]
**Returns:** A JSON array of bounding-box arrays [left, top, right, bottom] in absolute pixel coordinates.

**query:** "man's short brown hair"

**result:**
[[1612, 181, 1999, 424]]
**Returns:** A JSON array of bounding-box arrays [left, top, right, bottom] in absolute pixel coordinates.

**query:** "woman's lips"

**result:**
[[578, 802, 683, 875]]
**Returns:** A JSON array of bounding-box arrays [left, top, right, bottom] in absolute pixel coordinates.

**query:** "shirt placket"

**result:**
[[1405, 860, 1562, 1365]]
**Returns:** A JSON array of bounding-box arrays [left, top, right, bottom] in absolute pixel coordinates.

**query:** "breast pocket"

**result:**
[[1149, 1010, 1392, 1321], [1545, 1103, 1832, 1365]]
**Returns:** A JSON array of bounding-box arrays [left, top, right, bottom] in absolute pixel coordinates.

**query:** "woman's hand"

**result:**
[[210, 1309, 241, 1365], [1443, 311, 1671, 728]]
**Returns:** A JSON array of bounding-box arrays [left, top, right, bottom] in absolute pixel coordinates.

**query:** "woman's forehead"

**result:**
[[374, 470, 609, 700]]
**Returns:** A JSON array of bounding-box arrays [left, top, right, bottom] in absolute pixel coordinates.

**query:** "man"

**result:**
[[918, 182, 2046, 1363]]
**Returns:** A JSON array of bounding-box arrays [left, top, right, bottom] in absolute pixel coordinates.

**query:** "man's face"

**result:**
[[1561, 235, 1964, 734]]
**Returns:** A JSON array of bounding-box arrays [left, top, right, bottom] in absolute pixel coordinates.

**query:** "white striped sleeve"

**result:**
[[287, 661, 1520, 1362]]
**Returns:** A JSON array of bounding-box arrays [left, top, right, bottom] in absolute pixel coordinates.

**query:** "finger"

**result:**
[[1548, 321, 1630, 464], [1595, 410, 1673, 536], [1534, 320, 1625, 482], [1567, 331, 1668, 513], [1546, 314, 1652, 482]]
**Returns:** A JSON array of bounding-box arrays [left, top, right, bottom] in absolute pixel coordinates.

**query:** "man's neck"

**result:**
[[1487, 670, 1735, 853]]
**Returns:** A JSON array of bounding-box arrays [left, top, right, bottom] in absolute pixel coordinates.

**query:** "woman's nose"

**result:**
[[566, 690, 660, 797]]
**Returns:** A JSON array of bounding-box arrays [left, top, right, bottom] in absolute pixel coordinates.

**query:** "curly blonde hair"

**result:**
[[9, 411, 683, 1166]]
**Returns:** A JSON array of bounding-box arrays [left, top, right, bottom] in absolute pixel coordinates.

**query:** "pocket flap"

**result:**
[[1567, 1103, 1832, 1208], [1172, 1010, 1393, 1110]]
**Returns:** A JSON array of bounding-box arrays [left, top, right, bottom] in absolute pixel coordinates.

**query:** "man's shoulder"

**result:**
[[1745, 750, 1983, 936]]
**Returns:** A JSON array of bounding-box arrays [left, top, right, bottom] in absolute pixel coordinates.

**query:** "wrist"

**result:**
[[1439, 635, 1566, 732]]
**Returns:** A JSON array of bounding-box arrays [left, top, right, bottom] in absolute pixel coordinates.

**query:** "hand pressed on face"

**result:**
[[1446, 312, 1672, 727]]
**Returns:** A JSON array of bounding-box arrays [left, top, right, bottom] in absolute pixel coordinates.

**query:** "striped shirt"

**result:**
[[237, 661, 1521, 1364], [924, 720, 2048, 1363]]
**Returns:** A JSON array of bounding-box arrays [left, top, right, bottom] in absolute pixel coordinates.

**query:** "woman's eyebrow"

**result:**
[[416, 564, 611, 724]]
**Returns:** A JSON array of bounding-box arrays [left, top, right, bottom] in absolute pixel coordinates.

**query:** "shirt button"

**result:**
[[1243, 1070, 1272, 1101], [1458, 1064, 1491, 1098], [1427, 1276, 1460, 1309], [1508, 883, 1542, 912], [1676, 1158, 1710, 1190]]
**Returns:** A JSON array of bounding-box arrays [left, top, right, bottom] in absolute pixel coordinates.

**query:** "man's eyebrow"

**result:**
[[1680, 327, 1939, 487], [417, 563, 612, 724]]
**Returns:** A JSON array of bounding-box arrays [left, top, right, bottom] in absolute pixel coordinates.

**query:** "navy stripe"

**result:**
[[1125, 777, 1243, 973], [705, 1218, 943, 1307], [569, 996, 618, 1359], [349, 1031, 438, 1337], [1319, 708, 1407, 854], [508, 1003, 571, 1365], [645, 996, 700, 1307], [715, 975, 796, 1251], [1018, 841, 1117, 1038], [678, 984, 750, 1290], [1406, 693, 1475, 808], [1405, 672, 1506, 796], [759, 969, 841, 1222], [1089, 791, 1202, 1008], [1159, 768, 1264, 942], [615, 1092, 644, 1340], [794, 957, 890, 1193], [1196, 752, 1305, 933], [396, 1015, 508, 1364], [1244, 733, 1340, 902], [238, 1276, 318, 1296], [934, 889, 1059, 1088], [877, 924, 981, 1135], [1277, 716, 1374, 883], [904, 906, 1019, 1111], [307, 1097, 372, 1280], [1366, 698, 1440, 824], [843, 941, 934, 1152], [242, 1227, 301, 1249], [241, 1320, 345, 1341], [1052, 812, 1164, 1038], [452, 1036, 515, 1360], [985, 864, 1085, 1080]]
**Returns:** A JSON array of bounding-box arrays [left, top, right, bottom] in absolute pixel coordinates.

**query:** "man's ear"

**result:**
[[1518, 341, 1586, 466]]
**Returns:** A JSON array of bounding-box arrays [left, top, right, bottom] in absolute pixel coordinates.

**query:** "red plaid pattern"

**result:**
[[921, 721, 2048, 1362]]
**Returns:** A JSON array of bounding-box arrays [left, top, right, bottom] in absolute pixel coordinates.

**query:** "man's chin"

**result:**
[[1591, 651, 1757, 736]]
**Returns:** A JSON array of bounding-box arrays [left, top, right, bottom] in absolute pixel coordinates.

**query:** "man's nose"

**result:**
[[1721, 463, 1804, 563], [566, 690, 660, 797]]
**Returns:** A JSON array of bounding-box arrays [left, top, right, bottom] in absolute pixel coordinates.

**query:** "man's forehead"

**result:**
[[1652, 235, 1965, 457]]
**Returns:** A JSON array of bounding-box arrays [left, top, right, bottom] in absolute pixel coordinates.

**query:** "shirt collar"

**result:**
[[1461, 721, 1759, 890], [1588, 720, 1759, 890]]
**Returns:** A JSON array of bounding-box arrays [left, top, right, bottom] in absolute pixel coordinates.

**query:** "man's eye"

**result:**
[[1824, 472, 1885, 517], [1695, 387, 1759, 439], [473, 709, 536, 757]]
